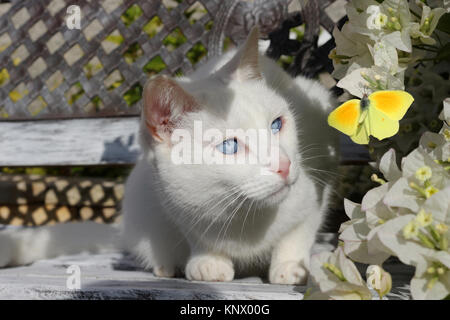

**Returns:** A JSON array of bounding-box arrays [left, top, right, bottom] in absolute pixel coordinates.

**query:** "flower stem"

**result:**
[[409, 182, 427, 198], [440, 236, 448, 251], [427, 225, 441, 243], [371, 174, 386, 185], [323, 263, 346, 282], [417, 231, 437, 249], [427, 276, 438, 290]]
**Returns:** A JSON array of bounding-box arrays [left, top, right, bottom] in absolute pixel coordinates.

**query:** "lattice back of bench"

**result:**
[[0, 0, 225, 119], [0, 0, 348, 121]]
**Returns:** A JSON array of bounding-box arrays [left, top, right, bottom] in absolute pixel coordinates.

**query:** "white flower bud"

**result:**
[[366, 265, 392, 298]]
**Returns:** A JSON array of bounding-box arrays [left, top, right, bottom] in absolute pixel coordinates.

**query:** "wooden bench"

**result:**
[[0, 230, 412, 299], [0, 1, 414, 302]]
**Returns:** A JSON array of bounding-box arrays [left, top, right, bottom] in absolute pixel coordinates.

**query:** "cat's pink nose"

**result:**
[[272, 158, 291, 180]]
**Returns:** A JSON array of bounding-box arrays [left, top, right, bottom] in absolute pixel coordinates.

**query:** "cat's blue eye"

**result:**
[[271, 117, 282, 134], [217, 138, 238, 154]]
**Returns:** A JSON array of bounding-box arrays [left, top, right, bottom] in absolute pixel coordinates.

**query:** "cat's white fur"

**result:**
[[0, 29, 338, 284]]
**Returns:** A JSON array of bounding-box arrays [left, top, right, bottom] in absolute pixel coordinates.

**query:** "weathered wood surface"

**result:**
[[0, 117, 141, 166], [0, 117, 370, 166], [0, 252, 305, 300], [0, 231, 412, 300]]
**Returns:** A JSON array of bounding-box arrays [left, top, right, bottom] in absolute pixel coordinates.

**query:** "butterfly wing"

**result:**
[[327, 99, 361, 136], [367, 104, 400, 140], [350, 120, 370, 145], [368, 90, 414, 121]]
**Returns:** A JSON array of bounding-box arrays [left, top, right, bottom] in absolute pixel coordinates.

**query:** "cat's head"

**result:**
[[141, 28, 303, 212]]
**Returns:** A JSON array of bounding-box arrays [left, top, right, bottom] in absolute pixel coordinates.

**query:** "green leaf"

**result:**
[[434, 42, 450, 63], [436, 13, 450, 35], [9, 91, 22, 102], [143, 56, 166, 74], [143, 16, 163, 38], [124, 43, 143, 64], [105, 35, 124, 45], [186, 42, 207, 65], [123, 83, 143, 106], [121, 4, 143, 27], [0, 68, 10, 86]]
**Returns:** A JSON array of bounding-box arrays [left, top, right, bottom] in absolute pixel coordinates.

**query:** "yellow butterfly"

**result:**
[[327, 90, 414, 145]]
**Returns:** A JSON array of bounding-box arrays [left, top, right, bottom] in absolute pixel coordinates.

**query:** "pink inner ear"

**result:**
[[143, 76, 197, 141], [146, 96, 171, 141]]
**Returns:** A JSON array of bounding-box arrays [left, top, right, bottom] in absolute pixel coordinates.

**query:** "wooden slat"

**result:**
[[0, 117, 369, 166], [0, 117, 141, 166], [0, 238, 412, 300]]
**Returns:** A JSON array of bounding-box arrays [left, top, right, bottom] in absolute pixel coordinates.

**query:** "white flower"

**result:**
[[384, 148, 449, 211], [381, 29, 412, 52], [403, 220, 420, 239], [345, 0, 383, 38], [329, 0, 449, 299], [347, 0, 414, 48], [339, 198, 391, 265], [377, 187, 450, 264], [421, 186, 450, 226], [366, 265, 392, 298], [419, 132, 449, 162], [330, 23, 374, 80], [439, 98, 450, 122], [332, 0, 447, 105], [337, 66, 404, 98], [410, 5, 447, 45], [307, 247, 373, 300], [410, 255, 450, 300], [336, 152, 450, 299], [415, 166, 432, 181], [425, 185, 440, 198], [444, 128, 450, 142], [369, 40, 402, 75], [401, 142, 447, 181], [366, 5, 388, 30], [376, 215, 435, 265], [378, 148, 402, 181], [416, 209, 434, 227]]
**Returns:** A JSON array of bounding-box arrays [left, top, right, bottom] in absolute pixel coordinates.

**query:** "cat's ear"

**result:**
[[217, 27, 262, 82], [143, 75, 197, 143]]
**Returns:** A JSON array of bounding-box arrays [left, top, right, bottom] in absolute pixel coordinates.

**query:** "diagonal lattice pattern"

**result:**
[[0, 0, 220, 119], [0, 174, 123, 226], [0, 0, 349, 120]]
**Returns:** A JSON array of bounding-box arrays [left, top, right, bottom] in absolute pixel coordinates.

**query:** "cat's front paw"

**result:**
[[269, 261, 308, 285], [185, 254, 234, 282]]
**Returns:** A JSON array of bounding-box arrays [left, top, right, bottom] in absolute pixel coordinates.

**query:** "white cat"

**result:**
[[0, 28, 339, 285]]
